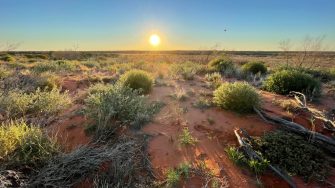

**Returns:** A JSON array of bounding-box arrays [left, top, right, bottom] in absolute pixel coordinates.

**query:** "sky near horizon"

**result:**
[[0, 0, 334, 51]]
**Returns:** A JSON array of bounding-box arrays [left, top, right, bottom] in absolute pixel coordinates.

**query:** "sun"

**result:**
[[149, 34, 160, 46]]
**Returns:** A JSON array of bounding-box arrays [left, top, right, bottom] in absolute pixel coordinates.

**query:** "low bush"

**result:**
[[0, 121, 59, 167], [213, 82, 260, 113], [258, 131, 330, 181], [0, 88, 71, 118], [208, 56, 234, 73], [30, 88, 71, 115], [25, 54, 49, 59], [0, 68, 12, 80], [205, 72, 222, 89], [0, 71, 60, 93], [263, 70, 321, 96], [81, 61, 100, 68], [278, 66, 335, 82], [33, 60, 77, 73], [87, 83, 114, 95], [84, 84, 161, 137], [242, 61, 267, 74], [36, 72, 61, 90], [118, 70, 153, 94], [170, 62, 206, 80], [0, 54, 16, 62]]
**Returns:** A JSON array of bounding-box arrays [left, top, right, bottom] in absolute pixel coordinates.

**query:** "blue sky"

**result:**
[[0, 0, 334, 51]]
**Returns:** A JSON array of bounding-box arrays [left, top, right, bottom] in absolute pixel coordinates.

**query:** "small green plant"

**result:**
[[247, 159, 269, 174], [225, 146, 246, 165], [213, 82, 261, 113], [193, 97, 212, 110], [178, 162, 191, 178], [0, 121, 59, 167], [179, 127, 197, 145], [242, 61, 267, 75], [170, 87, 188, 101], [166, 168, 180, 187], [263, 69, 321, 97], [118, 70, 153, 94], [205, 72, 222, 89]]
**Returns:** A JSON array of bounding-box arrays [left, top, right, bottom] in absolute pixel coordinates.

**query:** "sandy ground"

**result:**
[[47, 74, 335, 188]]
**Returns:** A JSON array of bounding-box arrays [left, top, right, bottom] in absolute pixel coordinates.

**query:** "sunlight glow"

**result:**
[[149, 34, 160, 46]]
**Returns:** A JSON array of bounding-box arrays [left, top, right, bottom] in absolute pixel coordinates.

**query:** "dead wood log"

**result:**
[[254, 108, 335, 154], [290, 91, 335, 131], [234, 129, 296, 188]]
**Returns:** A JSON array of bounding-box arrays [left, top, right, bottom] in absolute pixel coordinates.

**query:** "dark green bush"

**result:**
[[213, 82, 260, 113], [242, 61, 267, 74], [118, 70, 153, 94], [263, 70, 321, 96], [258, 131, 330, 181], [277, 66, 335, 82]]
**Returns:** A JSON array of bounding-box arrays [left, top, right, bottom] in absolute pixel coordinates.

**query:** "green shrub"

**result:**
[[0, 121, 59, 167], [277, 66, 335, 82], [118, 70, 153, 94], [0, 88, 71, 118], [81, 61, 100, 68], [0, 68, 12, 80], [84, 84, 161, 135], [225, 146, 246, 165], [213, 82, 260, 113], [30, 88, 71, 115], [166, 169, 180, 187], [179, 127, 197, 145], [208, 56, 233, 72], [0, 54, 16, 62], [242, 61, 267, 74], [263, 70, 321, 96], [0, 90, 31, 117], [87, 83, 114, 95], [36, 72, 61, 90], [25, 54, 48, 59], [258, 131, 330, 181], [205, 72, 222, 89]]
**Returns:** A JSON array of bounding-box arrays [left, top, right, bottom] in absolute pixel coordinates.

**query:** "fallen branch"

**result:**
[[289, 91, 335, 131], [234, 129, 296, 188], [254, 108, 335, 154]]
